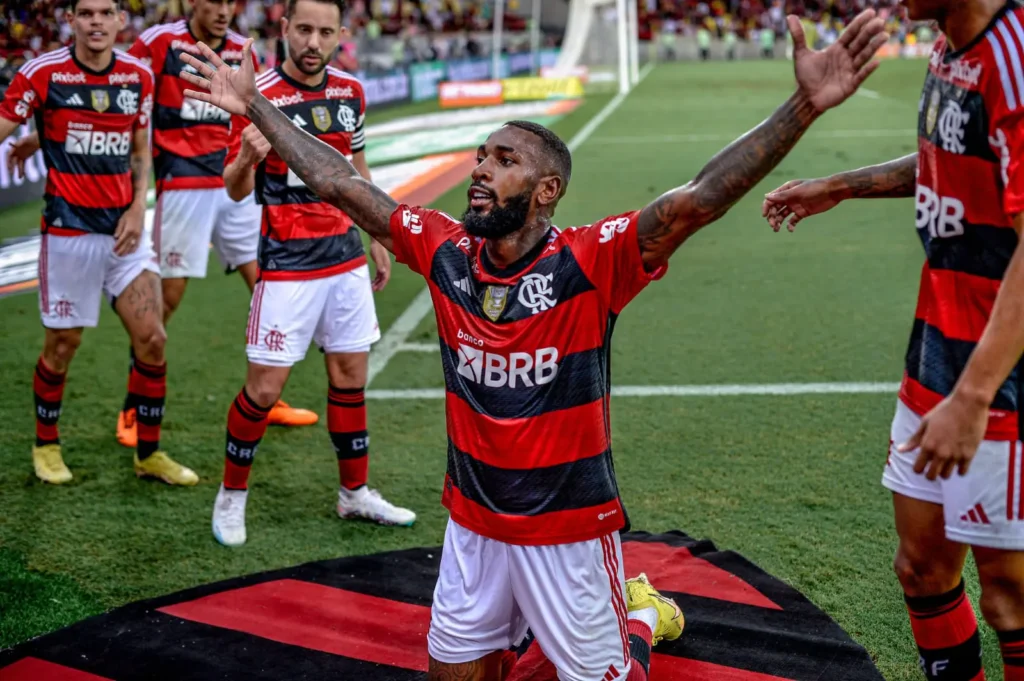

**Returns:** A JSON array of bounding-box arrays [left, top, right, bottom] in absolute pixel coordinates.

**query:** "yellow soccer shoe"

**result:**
[[33, 444, 72, 484], [625, 572, 684, 645], [134, 451, 199, 486]]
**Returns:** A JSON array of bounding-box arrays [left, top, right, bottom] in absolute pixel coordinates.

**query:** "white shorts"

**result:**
[[245, 265, 381, 367], [884, 399, 1024, 550], [38, 232, 159, 329], [428, 519, 632, 681], [154, 188, 260, 279]]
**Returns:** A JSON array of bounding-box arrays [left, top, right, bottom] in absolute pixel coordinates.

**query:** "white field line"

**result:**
[[365, 382, 900, 400], [592, 128, 915, 145], [366, 63, 657, 386], [396, 342, 440, 352], [857, 88, 882, 99]]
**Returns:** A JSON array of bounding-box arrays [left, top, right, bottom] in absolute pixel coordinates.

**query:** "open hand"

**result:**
[[790, 10, 888, 113], [762, 178, 841, 231], [898, 392, 988, 481], [370, 239, 391, 292], [180, 39, 257, 117]]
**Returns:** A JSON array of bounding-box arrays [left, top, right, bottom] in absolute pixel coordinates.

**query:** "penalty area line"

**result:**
[[365, 382, 900, 400]]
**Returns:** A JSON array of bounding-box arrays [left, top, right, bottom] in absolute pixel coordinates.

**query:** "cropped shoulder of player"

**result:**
[[762, 0, 1024, 679], [178, 2, 895, 678], [0, 0, 199, 487]]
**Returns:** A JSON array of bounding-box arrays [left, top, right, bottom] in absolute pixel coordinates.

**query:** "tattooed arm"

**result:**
[[112, 126, 151, 256], [246, 96, 396, 251], [761, 153, 917, 232], [636, 10, 888, 270]]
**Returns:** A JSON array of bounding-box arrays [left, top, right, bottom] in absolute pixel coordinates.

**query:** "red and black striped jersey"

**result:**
[[0, 47, 153, 236], [128, 20, 257, 193], [901, 3, 1024, 440], [389, 204, 665, 545], [226, 66, 367, 281]]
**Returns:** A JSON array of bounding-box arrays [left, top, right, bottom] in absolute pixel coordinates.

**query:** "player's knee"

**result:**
[[133, 325, 167, 364], [893, 546, 957, 596], [244, 377, 283, 409], [47, 330, 82, 367], [979, 574, 1024, 630]]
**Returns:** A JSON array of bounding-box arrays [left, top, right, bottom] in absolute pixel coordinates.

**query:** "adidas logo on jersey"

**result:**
[[66, 93, 85, 106], [453, 277, 471, 294], [291, 114, 308, 128]]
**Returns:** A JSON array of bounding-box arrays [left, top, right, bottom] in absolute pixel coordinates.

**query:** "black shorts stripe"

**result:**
[[446, 438, 619, 515]]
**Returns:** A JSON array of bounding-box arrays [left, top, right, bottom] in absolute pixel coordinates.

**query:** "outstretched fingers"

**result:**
[[853, 60, 881, 89], [837, 9, 876, 47], [853, 32, 889, 71], [180, 52, 216, 79], [194, 41, 227, 71]]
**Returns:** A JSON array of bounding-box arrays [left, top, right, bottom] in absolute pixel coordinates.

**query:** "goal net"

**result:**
[[550, 0, 638, 94]]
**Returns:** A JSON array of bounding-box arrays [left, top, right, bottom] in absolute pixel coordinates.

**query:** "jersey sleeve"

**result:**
[[137, 69, 155, 129], [567, 210, 666, 313], [986, 33, 1024, 217], [127, 35, 152, 64], [0, 70, 43, 125], [389, 203, 465, 277], [352, 84, 367, 153]]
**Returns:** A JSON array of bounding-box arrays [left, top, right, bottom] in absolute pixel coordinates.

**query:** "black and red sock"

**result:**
[[625, 619, 653, 681], [905, 581, 984, 680], [328, 385, 368, 490], [223, 389, 270, 490], [128, 359, 166, 460], [34, 356, 65, 446], [1000, 628, 1024, 681], [122, 346, 135, 414]]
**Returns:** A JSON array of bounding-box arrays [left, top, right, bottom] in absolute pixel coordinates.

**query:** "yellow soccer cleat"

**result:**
[[33, 444, 73, 484], [134, 451, 199, 486], [625, 573, 684, 645], [268, 400, 319, 427]]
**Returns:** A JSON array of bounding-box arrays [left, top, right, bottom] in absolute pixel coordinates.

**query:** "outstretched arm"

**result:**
[[762, 153, 917, 231], [245, 96, 396, 250], [637, 10, 887, 270], [178, 40, 397, 250]]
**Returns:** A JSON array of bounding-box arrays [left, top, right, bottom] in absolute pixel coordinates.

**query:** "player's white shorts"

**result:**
[[154, 188, 260, 279], [884, 398, 1024, 550], [38, 232, 159, 329], [245, 264, 381, 366], [428, 519, 632, 681]]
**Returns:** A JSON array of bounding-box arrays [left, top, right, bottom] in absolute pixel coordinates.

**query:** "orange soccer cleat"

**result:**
[[268, 400, 319, 427], [117, 408, 138, 448]]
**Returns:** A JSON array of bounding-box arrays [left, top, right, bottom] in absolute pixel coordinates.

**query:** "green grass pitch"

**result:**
[[0, 59, 1003, 679]]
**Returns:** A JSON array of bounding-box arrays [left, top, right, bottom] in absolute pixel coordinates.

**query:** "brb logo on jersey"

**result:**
[[518, 273, 557, 314], [180, 98, 230, 122], [457, 344, 559, 388], [66, 126, 131, 156], [916, 185, 965, 239]]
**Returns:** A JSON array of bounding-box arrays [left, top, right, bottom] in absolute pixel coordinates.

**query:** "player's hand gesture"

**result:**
[[791, 9, 888, 113], [114, 204, 145, 256], [6, 132, 40, 181], [369, 239, 391, 292], [240, 124, 272, 164], [761, 178, 841, 232], [898, 391, 988, 480], [180, 38, 257, 116]]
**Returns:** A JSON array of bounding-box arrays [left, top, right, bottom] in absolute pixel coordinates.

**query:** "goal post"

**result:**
[[550, 0, 638, 94]]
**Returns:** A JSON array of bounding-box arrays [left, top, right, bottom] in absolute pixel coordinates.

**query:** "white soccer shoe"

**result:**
[[212, 484, 248, 547], [337, 487, 416, 526]]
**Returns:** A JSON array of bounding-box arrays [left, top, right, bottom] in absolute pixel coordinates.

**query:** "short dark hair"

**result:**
[[286, 0, 347, 18], [69, 0, 121, 10], [505, 120, 572, 195]]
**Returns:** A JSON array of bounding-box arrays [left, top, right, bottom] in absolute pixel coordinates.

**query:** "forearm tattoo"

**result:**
[[835, 153, 918, 199]]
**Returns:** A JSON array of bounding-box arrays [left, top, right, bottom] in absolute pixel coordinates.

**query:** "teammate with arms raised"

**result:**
[[764, 1, 1024, 678], [209, 0, 410, 546], [121, 0, 317, 445], [0, 0, 196, 486], [182, 9, 886, 679]]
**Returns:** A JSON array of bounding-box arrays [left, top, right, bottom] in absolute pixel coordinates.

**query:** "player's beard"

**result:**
[[293, 51, 327, 76], [462, 189, 532, 239]]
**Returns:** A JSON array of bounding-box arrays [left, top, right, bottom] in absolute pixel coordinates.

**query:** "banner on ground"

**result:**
[[439, 76, 584, 108]]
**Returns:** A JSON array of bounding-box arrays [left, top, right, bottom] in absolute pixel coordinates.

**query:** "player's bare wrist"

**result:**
[[826, 175, 854, 202], [245, 93, 268, 120], [790, 88, 824, 120], [951, 380, 995, 410]]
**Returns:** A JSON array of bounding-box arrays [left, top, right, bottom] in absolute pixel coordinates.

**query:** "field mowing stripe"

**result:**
[[366, 63, 656, 387], [396, 342, 439, 352], [365, 382, 900, 400], [592, 129, 916, 144]]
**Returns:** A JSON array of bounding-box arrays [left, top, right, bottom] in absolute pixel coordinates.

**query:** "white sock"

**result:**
[[627, 606, 659, 633], [339, 485, 367, 502]]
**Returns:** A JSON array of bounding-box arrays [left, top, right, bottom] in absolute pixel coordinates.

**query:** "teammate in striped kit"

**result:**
[[208, 0, 411, 548], [119, 0, 319, 444], [0, 0, 196, 486], [183, 6, 886, 678], [764, 2, 1024, 678]]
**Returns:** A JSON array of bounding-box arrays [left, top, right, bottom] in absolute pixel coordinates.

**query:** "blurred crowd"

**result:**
[[640, 0, 922, 44]]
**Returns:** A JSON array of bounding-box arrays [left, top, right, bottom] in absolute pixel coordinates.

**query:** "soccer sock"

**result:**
[[223, 389, 270, 490], [328, 385, 368, 490], [505, 641, 557, 681], [34, 356, 65, 447], [1000, 628, 1024, 680], [905, 581, 984, 680], [625, 610, 655, 681], [122, 346, 135, 414], [129, 359, 166, 460]]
